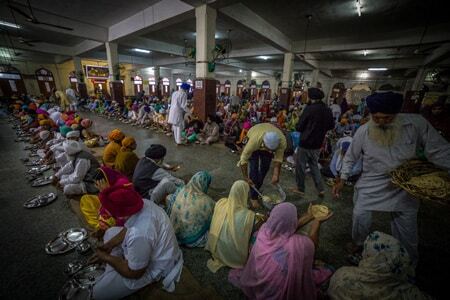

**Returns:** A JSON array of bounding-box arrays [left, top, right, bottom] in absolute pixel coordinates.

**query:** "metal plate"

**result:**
[[45, 236, 77, 255], [73, 264, 105, 287], [25, 159, 42, 167], [26, 165, 50, 174], [32, 176, 53, 187], [24, 192, 57, 208], [58, 280, 91, 300], [64, 261, 85, 276], [63, 228, 88, 243]]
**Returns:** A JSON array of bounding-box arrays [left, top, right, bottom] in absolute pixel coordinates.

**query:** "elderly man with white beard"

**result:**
[[333, 91, 450, 265]]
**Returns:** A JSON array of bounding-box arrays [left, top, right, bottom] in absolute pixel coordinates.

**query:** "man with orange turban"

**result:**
[[103, 129, 125, 167]]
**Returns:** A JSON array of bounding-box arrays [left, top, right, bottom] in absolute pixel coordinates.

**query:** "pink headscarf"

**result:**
[[229, 202, 317, 300]]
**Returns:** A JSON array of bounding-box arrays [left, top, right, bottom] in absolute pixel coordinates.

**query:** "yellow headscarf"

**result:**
[[121, 136, 136, 152], [206, 180, 255, 273]]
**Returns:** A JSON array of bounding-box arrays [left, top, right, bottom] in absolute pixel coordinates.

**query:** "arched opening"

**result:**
[[236, 80, 244, 97], [0, 65, 27, 97], [35, 68, 55, 97], [224, 80, 231, 96], [162, 77, 170, 97], [133, 75, 143, 95]]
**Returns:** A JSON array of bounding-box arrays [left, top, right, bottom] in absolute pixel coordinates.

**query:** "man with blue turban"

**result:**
[[168, 83, 191, 145], [333, 90, 450, 265]]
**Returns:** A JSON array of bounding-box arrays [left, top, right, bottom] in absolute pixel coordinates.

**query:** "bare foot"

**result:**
[[289, 188, 305, 196], [250, 199, 261, 209]]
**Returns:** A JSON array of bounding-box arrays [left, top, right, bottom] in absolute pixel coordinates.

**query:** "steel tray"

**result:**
[[24, 192, 57, 208]]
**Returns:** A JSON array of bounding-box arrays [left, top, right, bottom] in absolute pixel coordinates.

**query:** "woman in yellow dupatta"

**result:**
[[206, 180, 255, 273], [114, 136, 139, 180]]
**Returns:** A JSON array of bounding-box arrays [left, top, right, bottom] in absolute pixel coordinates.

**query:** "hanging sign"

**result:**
[[85, 65, 109, 79]]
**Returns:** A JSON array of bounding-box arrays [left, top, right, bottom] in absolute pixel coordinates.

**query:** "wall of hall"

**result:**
[[215, 75, 278, 97], [6, 60, 75, 96]]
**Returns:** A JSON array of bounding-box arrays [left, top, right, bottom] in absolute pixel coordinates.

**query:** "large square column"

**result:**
[[106, 42, 124, 104], [193, 4, 217, 121], [279, 53, 294, 107], [73, 56, 88, 98]]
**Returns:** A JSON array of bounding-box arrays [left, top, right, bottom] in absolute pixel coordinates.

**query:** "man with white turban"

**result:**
[[53, 140, 100, 196], [237, 123, 287, 208], [333, 91, 450, 264]]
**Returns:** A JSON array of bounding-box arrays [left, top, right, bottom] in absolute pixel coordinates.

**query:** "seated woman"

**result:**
[[167, 171, 215, 247], [197, 114, 220, 145], [114, 136, 139, 180], [90, 180, 183, 300], [80, 166, 130, 232], [206, 180, 255, 273], [229, 202, 333, 300], [103, 129, 125, 167], [328, 231, 431, 300], [224, 113, 241, 152]]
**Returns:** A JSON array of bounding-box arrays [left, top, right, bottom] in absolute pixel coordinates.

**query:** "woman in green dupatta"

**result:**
[[167, 171, 215, 247]]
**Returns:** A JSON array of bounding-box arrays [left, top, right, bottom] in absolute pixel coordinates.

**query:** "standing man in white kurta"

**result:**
[[168, 83, 190, 145], [333, 91, 450, 264]]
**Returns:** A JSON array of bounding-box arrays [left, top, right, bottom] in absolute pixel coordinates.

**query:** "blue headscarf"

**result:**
[[181, 83, 191, 91], [366, 92, 403, 114]]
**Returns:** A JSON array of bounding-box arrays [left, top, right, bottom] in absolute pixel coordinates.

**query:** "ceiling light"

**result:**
[[368, 67, 388, 71], [132, 48, 151, 54], [0, 20, 21, 29], [363, 50, 368, 56], [356, 0, 362, 17], [359, 72, 369, 79], [239, 69, 242, 73], [259, 56, 269, 60]]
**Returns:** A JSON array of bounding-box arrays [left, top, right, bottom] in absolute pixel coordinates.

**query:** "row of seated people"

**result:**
[[14, 103, 430, 300]]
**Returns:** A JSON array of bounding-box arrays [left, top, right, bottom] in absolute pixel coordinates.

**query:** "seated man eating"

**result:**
[[53, 140, 100, 196], [90, 182, 183, 300]]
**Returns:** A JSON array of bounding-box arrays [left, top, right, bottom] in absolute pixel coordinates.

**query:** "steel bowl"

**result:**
[[63, 228, 88, 243]]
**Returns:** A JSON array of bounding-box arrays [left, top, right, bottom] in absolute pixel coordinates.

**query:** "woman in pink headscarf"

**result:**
[[229, 202, 333, 300]]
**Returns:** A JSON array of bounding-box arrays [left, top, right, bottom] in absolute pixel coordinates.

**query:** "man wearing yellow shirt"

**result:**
[[237, 123, 287, 207]]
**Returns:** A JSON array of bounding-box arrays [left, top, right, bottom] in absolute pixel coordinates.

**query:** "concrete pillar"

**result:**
[[73, 56, 88, 98], [311, 69, 319, 87], [281, 53, 294, 88], [153, 66, 161, 98], [105, 42, 123, 104], [280, 53, 294, 107], [411, 67, 426, 91], [105, 42, 119, 80], [194, 4, 217, 121], [195, 4, 216, 79], [246, 72, 251, 85]]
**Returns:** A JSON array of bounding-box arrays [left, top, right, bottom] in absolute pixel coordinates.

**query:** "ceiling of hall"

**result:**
[[1, 0, 162, 28], [143, 16, 269, 50], [309, 45, 440, 61], [241, 0, 449, 41], [2, 26, 85, 47]]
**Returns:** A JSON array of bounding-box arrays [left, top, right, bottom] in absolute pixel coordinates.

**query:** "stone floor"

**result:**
[[1, 111, 448, 299]]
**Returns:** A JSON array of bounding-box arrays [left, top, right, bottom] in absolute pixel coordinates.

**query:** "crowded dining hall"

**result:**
[[1, 0, 449, 299]]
